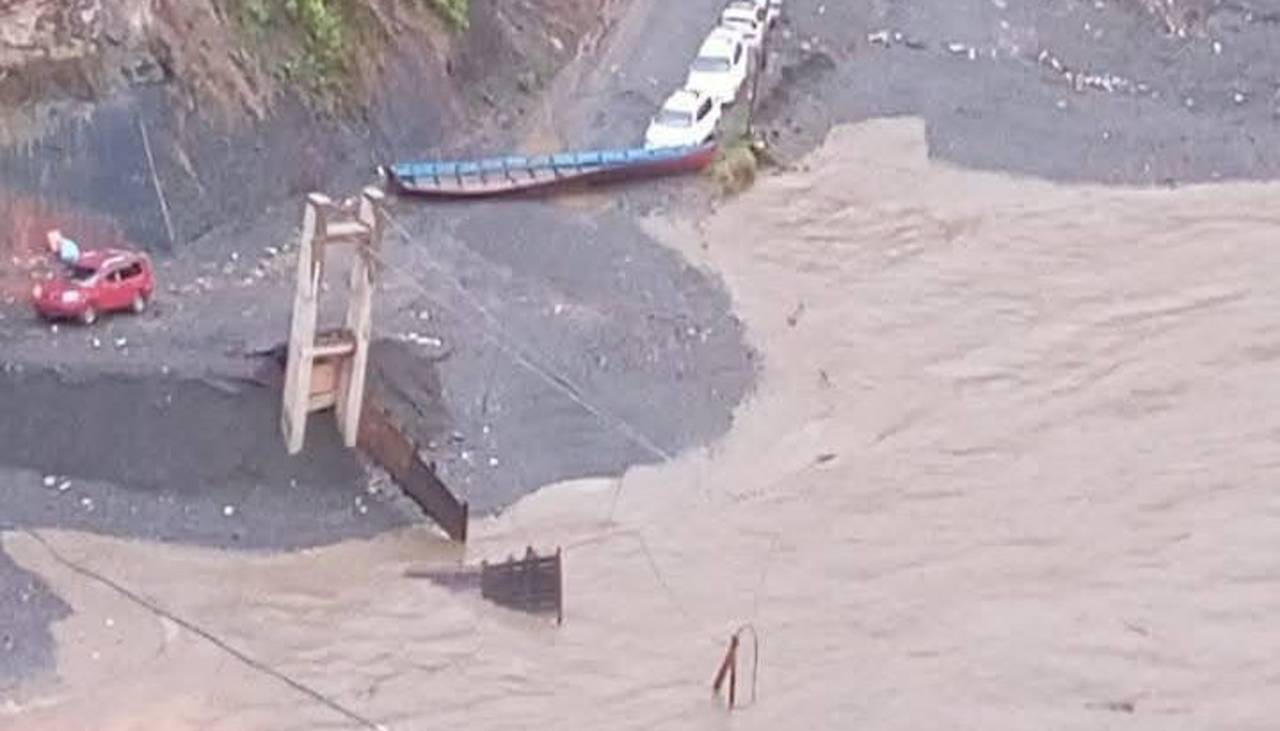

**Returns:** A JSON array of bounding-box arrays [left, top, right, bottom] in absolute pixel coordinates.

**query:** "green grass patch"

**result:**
[[429, 0, 470, 30], [709, 134, 760, 195], [228, 0, 363, 106], [227, 0, 470, 108]]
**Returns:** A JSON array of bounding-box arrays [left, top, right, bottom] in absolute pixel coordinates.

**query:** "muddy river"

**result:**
[[5, 118, 1280, 729]]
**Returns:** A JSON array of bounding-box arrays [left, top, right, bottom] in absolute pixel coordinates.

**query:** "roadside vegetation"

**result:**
[[708, 96, 764, 195], [231, 0, 469, 107], [709, 133, 760, 195]]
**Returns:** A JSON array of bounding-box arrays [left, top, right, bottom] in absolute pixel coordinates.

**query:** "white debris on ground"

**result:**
[[222, 505, 236, 517], [1037, 48, 1143, 97], [396, 332, 444, 349]]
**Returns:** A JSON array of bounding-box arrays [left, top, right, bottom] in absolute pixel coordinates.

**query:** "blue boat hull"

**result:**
[[383, 143, 718, 198]]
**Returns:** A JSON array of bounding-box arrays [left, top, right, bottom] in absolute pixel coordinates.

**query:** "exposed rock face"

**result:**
[[0, 0, 108, 110], [0, 0, 611, 252]]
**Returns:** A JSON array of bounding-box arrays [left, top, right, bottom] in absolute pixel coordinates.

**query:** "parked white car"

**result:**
[[645, 88, 721, 148], [736, 0, 783, 27], [721, 2, 766, 49], [685, 27, 749, 105], [767, 0, 783, 26]]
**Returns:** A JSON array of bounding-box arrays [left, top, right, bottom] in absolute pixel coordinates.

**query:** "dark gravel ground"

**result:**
[[757, 0, 1280, 184], [5, 0, 1280, 695]]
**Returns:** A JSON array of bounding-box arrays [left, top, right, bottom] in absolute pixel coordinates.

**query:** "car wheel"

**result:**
[[80, 307, 98, 326], [131, 293, 148, 314]]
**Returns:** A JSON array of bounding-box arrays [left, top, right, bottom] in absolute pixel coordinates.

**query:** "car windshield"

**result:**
[[656, 109, 693, 127], [691, 55, 731, 73], [67, 265, 97, 283]]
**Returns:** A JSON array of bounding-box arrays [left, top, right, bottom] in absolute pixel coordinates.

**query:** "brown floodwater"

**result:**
[[5, 118, 1280, 729]]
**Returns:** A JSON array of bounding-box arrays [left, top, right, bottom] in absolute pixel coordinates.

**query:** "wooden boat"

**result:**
[[381, 142, 718, 198]]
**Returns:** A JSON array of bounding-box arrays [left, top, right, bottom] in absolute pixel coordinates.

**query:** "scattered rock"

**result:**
[[516, 70, 538, 94], [264, 246, 279, 257], [222, 504, 236, 517], [229, 251, 240, 262], [488, 456, 500, 467], [114, 337, 128, 350], [80, 497, 93, 511], [58, 481, 71, 492], [91, 337, 101, 349], [42, 475, 57, 488], [398, 332, 444, 348]]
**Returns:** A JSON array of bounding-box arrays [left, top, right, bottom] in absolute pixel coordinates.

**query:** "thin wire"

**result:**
[[563, 526, 716, 643], [24, 529, 386, 731], [379, 210, 674, 467], [376, 202, 789, 657]]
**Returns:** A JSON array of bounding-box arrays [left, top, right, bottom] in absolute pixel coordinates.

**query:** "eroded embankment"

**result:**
[[0, 0, 612, 252]]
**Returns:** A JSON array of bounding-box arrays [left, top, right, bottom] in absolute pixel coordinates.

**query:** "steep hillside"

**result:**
[[0, 0, 612, 264]]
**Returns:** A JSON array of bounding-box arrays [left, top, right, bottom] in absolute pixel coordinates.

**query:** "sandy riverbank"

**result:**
[[5, 116, 1279, 728]]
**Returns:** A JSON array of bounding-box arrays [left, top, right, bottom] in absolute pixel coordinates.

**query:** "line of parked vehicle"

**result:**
[[643, 0, 783, 150]]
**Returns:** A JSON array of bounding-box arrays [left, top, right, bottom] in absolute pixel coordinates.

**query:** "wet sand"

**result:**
[[5, 118, 1280, 728]]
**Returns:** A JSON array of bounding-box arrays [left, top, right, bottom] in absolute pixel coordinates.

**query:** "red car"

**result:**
[[31, 249, 155, 325]]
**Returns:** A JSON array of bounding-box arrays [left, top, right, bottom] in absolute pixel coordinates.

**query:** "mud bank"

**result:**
[[0, 362, 419, 689], [8, 117, 1280, 729]]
